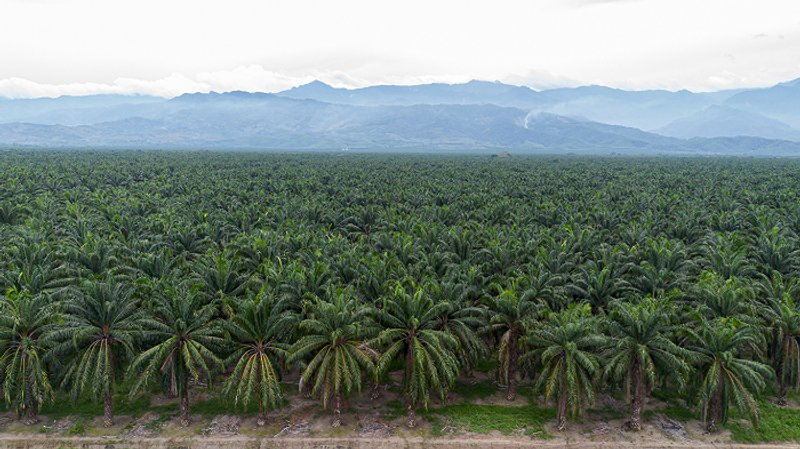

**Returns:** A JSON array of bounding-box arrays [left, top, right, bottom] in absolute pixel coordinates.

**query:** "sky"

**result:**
[[1, 0, 799, 98]]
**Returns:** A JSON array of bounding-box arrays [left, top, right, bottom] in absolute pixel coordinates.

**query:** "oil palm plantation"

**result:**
[[0, 291, 59, 423], [428, 279, 488, 373], [603, 298, 693, 430], [223, 293, 297, 425], [522, 304, 605, 431], [686, 321, 773, 431], [288, 288, 376, 427], [127, 284, 225, 426], [755, 273, 800, 405], [50, 279, 145, 427], [482, 280, 542, 401], [372, 284, 460, 427]]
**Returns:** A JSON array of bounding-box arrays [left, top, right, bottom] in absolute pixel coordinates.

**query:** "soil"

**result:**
[[0, 377, 789, 448]]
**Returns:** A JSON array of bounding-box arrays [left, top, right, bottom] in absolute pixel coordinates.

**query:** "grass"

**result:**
[[39, 393, 156, 418], [66, 419, 86, 436], [192, 394, 256, 417], [384, 399, 406, 421], [452, 380, 496, 402], [660, 405, 696, 421], [728, 401, 800, 443], [585, 406, 625, 421], [472, 358, 497, 373], [651, 387, 686, 405], [424, 403, 554, 437]]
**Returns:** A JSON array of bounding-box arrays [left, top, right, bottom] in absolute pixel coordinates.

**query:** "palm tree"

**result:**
[[288, 288, 375, 427], [686, 321, 773, 432], [755, 273, 800, 405], [372, 285, 460, 428], [482, 280, 541, 400], [194, 250, 251, 314], [522, 303, 604, 431], [569, 262, 631, 314], [603, 298, 693, 430], [0, 291, 58, 423], [428, 279, 488, 373], [223, 293, 297, 425], [50, 279, 144, 427], [127, 284, 225, 426], [693, 271, 755, 322]]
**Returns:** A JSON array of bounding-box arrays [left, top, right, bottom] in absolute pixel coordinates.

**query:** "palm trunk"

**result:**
[[778, 378, 788, 406], [707, 380, 723, 432], [370, 380, 381, 400], [623, 370, 631, 404], [777, 341, 789, 406], [506, 331, 518, 401], [257, 403, 267, 427], [556, 390, 568, 431], [179, 391, 190, 427], [332, 394, 342, 427], [24, 407, 38, 425], [103, 392, 114, 427], [406, 404, 416, 428], [627, 359, 644, 431], [405, 338, 416, 428]]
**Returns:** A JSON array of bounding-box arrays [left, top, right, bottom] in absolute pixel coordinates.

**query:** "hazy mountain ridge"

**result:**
[[0, 77, 799, 153], [657, 106, 800, 141], [279, 81, 745, 131]]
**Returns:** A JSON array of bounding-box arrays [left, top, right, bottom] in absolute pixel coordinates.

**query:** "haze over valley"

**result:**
[[1, 77, 800, 154]]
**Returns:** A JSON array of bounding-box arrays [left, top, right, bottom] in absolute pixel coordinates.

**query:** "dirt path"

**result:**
[[0, 435, 796, 449]]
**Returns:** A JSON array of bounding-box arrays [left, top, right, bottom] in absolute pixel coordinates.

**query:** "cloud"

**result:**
[[566, 0, 643, 6], [0, 74, 205, 99], [0, 66, 369, 99], [502, 70, 581, 90], [0, 65, 582, 98]]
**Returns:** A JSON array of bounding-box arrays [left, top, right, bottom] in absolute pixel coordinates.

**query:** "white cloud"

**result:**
[[1, 0, 799, 97], [0, 68, 351, 99]]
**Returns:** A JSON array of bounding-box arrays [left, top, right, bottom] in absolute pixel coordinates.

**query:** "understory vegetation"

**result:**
[[2, 151, 800, 440]]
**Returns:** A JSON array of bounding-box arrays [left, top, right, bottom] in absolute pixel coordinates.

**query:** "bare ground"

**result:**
[[0, 374, 792, 448]]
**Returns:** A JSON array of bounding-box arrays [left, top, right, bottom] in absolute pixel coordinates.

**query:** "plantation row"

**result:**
[[1, 152, 800, 434]]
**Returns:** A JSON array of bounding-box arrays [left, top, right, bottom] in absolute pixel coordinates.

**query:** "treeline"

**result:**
[[0, 152, 799, 433]]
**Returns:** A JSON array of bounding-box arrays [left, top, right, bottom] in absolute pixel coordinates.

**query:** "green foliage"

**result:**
[[425, 403, 554, 437], [729, 402, 800, 443], [452, 380, 496, 401], [223, 294, 295, 416], [0, 292, 59, 419], [603, 298, 693, 427], [660, 405, 697, 421], [687, 321, 774, 430], [48, 279, 145, 424], [66, 419, 86, 436], [372, 285, 460, 416], [523, 304, 605, 428], [126, 284, 224, 422], [1, 152, 800, 439], [39, 392, 154, 418], [288, 288, 375, 418]]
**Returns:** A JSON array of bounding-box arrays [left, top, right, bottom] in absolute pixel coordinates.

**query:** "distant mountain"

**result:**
[[529, 85, 739, 130], [277, 81, 742, 130], [724, 77, 800, 128], [0, 94, 164, 125], [1, 76, 800, 153], [656, 105, 800, 141], [280, 80, 546, 109], [1, 91, 799, 154]]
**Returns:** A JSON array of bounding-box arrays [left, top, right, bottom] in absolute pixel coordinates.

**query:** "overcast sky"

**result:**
[[2, 0, 799, 98]]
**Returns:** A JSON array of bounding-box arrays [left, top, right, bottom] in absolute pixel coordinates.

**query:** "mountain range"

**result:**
[[0, 77, 799, 154]]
